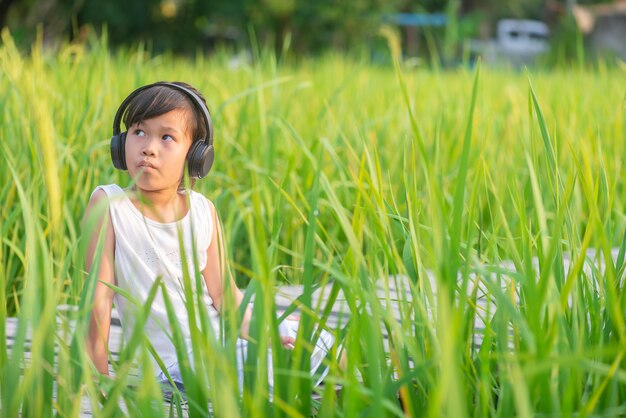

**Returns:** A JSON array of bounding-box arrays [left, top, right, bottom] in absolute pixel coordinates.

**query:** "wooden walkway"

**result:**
[[4, 248, 616, 416]]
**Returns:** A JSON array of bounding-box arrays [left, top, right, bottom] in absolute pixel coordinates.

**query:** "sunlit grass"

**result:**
[[1, 28, 625, 416]]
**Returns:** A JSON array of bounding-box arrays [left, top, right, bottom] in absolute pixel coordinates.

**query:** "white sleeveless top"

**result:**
[[93, 184, 220, 371]]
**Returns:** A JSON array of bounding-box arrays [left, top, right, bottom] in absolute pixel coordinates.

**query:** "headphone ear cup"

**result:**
[[110, 131, 128, 170], [187, 140, 214, 179]]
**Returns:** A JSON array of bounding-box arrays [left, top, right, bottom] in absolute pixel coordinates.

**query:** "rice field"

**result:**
[[0, 27, 625, 417]]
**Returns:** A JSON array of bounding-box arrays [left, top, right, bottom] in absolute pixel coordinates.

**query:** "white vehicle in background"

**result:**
[[469, 19, 550, 67]]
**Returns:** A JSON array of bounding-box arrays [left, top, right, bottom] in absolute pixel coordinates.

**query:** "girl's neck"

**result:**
[[128, 186, 189, 223]]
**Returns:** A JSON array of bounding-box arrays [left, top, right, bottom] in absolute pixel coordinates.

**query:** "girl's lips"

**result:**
[[138, 160, 156, 169]]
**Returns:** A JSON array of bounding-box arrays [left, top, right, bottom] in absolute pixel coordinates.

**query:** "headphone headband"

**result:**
[[112, 81, 213, 147]]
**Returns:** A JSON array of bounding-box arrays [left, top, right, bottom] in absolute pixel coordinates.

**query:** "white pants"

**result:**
[[157, 319, 335, 395]]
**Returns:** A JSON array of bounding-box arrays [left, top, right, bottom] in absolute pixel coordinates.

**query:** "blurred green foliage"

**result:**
[[0, 1, 621, 66]]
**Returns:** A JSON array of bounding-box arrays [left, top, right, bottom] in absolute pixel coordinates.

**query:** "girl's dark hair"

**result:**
[[122, 81, 209, 144], [122, 81, 209, 189]]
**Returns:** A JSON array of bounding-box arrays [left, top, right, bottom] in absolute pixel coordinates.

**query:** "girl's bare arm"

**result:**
[[83, 189, 116, 375], [202, 199, 252, 338]]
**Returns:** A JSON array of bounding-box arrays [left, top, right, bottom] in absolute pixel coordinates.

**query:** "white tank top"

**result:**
[[93, 184, 220, 371]]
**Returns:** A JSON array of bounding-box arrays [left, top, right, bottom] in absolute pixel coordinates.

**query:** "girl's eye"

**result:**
[[133, 129, 145, 137], [162, 135, 174, 142]]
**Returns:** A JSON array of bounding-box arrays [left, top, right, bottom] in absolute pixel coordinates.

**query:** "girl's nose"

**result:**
[[141, 137, 157, 156]]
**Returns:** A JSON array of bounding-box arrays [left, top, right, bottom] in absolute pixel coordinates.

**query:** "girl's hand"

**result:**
[[277, 313, 299, 349], [280, 335, 296, 350]]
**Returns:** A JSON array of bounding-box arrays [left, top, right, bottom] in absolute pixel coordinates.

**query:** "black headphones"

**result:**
[[110, 82, 214, 179]]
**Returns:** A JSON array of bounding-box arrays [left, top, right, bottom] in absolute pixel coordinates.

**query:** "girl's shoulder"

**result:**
[[90, 184, 125, 200], [187, 189, 216, 214], [184, 190, 217, 245], [87, 184, 131, 217], [83, 186, 116, 232], [87, 184, 122, 207]]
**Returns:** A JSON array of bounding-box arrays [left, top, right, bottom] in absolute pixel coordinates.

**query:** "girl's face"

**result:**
[[125, 108, 193, 193]]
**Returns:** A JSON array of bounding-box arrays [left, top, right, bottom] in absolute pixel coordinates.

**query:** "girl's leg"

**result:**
[[280, 318, 337, 387]]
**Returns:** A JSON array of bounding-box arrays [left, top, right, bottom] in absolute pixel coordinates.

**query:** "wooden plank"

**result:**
[[4, 246, 616, 417]]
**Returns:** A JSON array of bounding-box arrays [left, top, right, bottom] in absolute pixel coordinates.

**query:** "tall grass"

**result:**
[[1, 28, 625, 416]]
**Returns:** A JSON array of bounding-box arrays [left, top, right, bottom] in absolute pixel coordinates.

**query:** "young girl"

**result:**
[[83, 81, 333, 394]]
